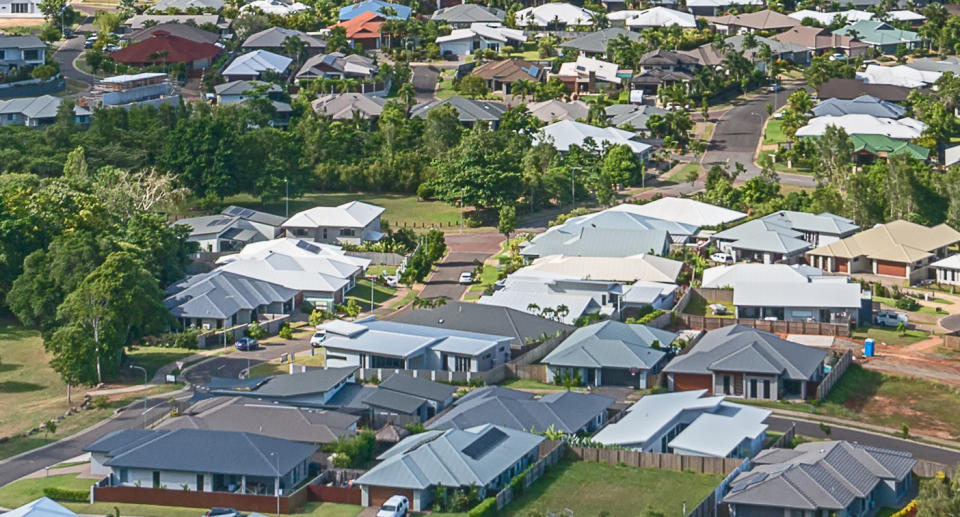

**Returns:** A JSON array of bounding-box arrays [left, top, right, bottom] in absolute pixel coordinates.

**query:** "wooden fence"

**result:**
[[566, 447, 743, 475], [815, 349, 853, 401], [944, 333, 960, 350], [913, 459, 957, 478], [676, 314, 852, 337], [94, 481, 311, 514], [693, 287, 735, 304], [769, 424, 797, 449], [496, 440, 565, 510], [345, 251, 405, 266]]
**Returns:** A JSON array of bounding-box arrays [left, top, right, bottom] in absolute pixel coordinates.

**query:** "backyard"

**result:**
[[344, 278, 398, 311], [683, 295, 735, 318], [500, 460, 724, 517]]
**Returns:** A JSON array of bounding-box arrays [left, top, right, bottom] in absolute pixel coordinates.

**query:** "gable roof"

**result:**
[[812, 95, 906, 118], [164, 269, 298, 320], [559, 27, 641, 55], [713, 218, 811, 255], [124, 23, 220, 44], [109, 31, 221, 64], [514, 2, 594, 27], [410, 97, 507, 123], [431, 3, 505, 24], [609, 198, 746, 227], [297, 52, 377, 79], [543, 320, 675, 369], [538, 120, 651, 155], [338, 0, 410, 20], [807, 220, 960, 263], [850, 133, 930, 160], [663, 325, 827, 379], [224, 49, 292, 77], [773, 25, 868, 51], [471, 59, 543, 83], [556, 55, 621, 85], [526, 100, 590, 123], [625, 6, 696, 27], [333, 10, 385, 39], [379, 373, 458, 402], [3, 498, 77, 517], [835, 20, 920, 46], [707, 9, 799, 30], [311, 92, 387, 119], [0, 95, 91, 121], [283, 200, 384, 229], [356, 425, 544, 489], [243, 27, 325, 49]]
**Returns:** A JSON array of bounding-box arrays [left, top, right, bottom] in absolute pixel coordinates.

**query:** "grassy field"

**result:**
[[366, 265, 398, 277], [0, 473, 96, 508], [663, 162, 701, 184], [873, 296, 946, 317], [499, 378, 564, 391], [683, 296, 735, 318], [500, 460, 723, 517], [248, 353, 326, 378], [762, 119, 787, 145], [436, 70, 457, 100], [344, 279, 397, 312], [851, 325, 929, 346], [758, 150, 815, 175], [125, 346, 197, 382], [463, 263, 500, 301]]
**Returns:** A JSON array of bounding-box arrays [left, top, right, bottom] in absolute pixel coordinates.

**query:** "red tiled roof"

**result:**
[[331, 11, 384, 40], [110, 31, 221, 65]]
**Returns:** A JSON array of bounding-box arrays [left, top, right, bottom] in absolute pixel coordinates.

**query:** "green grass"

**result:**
[[0, 473, 96, 508], [463, 264, 500, 301], [344, 279, 397, 311], [873, 296, 947, 317], [125, 346, 197, 382], [664, 162, 701, 184], [851, 325, 929, 346], [499, 378, 564, 391], [762, 119, 787, 145], [436, 72, 457, 100], [758, 150, 815, 175], [390, 288, 418, 310], [366, 265, 397, 277], [683, 296, 735, 318], [500, 460, 723, 517], [248, 353, 326, 378]]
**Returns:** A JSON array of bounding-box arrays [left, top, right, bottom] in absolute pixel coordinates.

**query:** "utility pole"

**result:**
[[284, 178, 289, 218], [129, 365, 147, 428]]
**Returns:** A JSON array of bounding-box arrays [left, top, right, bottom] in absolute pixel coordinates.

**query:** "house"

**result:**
[[366, 373, 458, 421], [478, 276, 622, 324], [543, 320, 676, 388], [338, 0, 410, 21], [711, 218, 816, 265], [311, 92, 387, 120], [733, 276, 869, 323], [78, 73, 180, 110], [521, 253, 683, 284], [240, 0, 310, 16], [388, 301, 573, 349], [331, 11, 385, 51], [223, 50, 292, 81], [319, 318, 513, 372], [296, 52, 377, 82], [682, 34, 809, 68], [121, 14, 225, 31], [685, 0, 763, 17], [629, 69, 692, 99], [2, 498, 77, 517], [156, 397, 359, 444], [857, 64, 939, 88], [0, 96, 92, 128], [635, 49, 700, 73], [850, 134, 930, 164], [355, 424, 544, 511], [930, 255, 960, 286], [282, 201, 384, 245], [796, 114, 926, 140], [559, 27, 641, 58], [834, 20, 921, 54], [603, 105, 664, 133], [663, 325, 828, 399], [526, 99, 589, 123], [215, 237, 368, 309], [431, 4, 505, 27], [787, 9, 873, 26], [122, 23, 220, 45], [609, 197, 746, 228], [409, 97, 507, 128], [242, 27, 325, 54], [86, 429, 316, 496], [812, 95, 906, 118], [0, 35, 44, 73], [538, 120, 651, 159], [109, 31, 221, 69], [470, 59, 543, 94], [437, 24, 526, 57], [593, 390, 770, 458], [519, 225, 670, 260], [705, 9, 799, 33], [806, 219, 960, 282], [428, 386, 614, 434], [175, 205, 284, 252], [553, 55, 621, 93], [214, 80, 282, 104], [724, 441, 917, 517], [521, 210, 686, 256], [0, 0, 41, 18], [514, 3, 594, 28], [623, 6, 696, 29], [205, 366, 360, 407], [817, 78, 913, 102], [773, 25, 869, 57], [149, 0, 223, 12], [905, 56, 960, 76], [164, 269, 297, 331], [702, 263, 823, 289]]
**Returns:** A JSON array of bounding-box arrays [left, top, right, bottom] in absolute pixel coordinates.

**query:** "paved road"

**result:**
[[410, 64, 439, 102], [767, 416, 960, 465], [418, 232, 505, 300], [182, 337, 313, 386], [0, 390, 194, 488], [53, 36, 96, 85]]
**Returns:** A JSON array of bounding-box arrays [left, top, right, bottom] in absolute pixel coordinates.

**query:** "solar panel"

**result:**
[[462, 428, 507, 460], [224, 206, 243, 216], [295, 240, 321, 254]]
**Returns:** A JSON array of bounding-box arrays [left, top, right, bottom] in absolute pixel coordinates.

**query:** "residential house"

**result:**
[[630, 49, 699, 97], [702, 263, 824, 289], [282, 201, 384, 245], [796, 114, 926, 140], [0, 35, 44, 73], [521, 210, 688, 256], [538, 120, 651, 159], [388, 301, 573, 350], [518, 225, 670, 260], [520, 253, 683, 284], [733, 276, 869, 323], [80, 73, 180, 110], [685, 0, 763, 17], [603, 104, 666, 133], [311, 92, 387, 120], [241, 27, 325, 54], [724, 441, 916, 517], [356, 425, 543, 511], [156, 397, 359, 444], [705, 9, 799, 33], [214, 79, 282, 104], [553, 55, 621, 93], [205, 366, 360, 407], [437, 24, 526, 57], [338, 0, 410, 21], [559, 27, 641, 58], [409, 97, 508, 128], [609, 197, 746, 228], [817, 78, 913, 102], [773, 25, 869, 57], [2, 498, 77, 517], [164, 270, 297, 331], [318, 318, 513, 372], [0, 0, 41, 18], [682, 34, 809, 68], [222, 50, 292, 81], [175, 205, 285, 252], [431, 4, 505, 28], [514, 3, 594, 28], [428, 386, 614, 434], [812, 95, 906, 118], [87, 429, 316, 496], [240, 0, 310, 16], [365, 373, 457, 421], [109, 31, 221, 69], [0, 95, 92, 127], [857, 63, 939, 88], [296, 52, 377, 82], [806, 219, 960, 282], [526, 99, 589, 123], [478, 276, 624, 324], [787, 8, 873, 26], [905, 56, 960, 76], [593, 390, 770, 458], [121, 14, 226, 31], [622, 6, 695, 29], [850, 134, 930, 164], [629, 69, 692, 100], [471, 59, 543, 93], [930, 255, 960, 286], [331, 11, 384, 51], [149, 0, 223, 12], [710, 219, 814, 264], [834, 20, 921, 54], [543, 320, 676, 388], [122, 23, 220, 45]]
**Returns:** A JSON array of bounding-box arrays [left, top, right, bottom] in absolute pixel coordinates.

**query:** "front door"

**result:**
[[197, 474, 204, 491], [749, 379, 758, 398], [763, 380, 771, 399], [152, 471, 160, 489]]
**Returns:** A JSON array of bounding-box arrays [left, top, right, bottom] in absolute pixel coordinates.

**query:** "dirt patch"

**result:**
[[0, 18, 45, 28]]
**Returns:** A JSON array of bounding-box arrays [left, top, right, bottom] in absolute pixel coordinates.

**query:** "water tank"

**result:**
[[864, 338, 875, 357]]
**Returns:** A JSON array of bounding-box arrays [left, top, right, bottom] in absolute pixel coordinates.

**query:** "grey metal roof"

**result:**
[[559, 27, 640, 55], [606, 103, 667, 130], [542, 320, 675, 369], [0, 95, 91, 121], [764, 210, 859, 236], [243, 27, 325, 49], [379, 374, 457, 402], [164, 269, 297, 320], [663, 325, 827, 380], [388, 301, 572, 348], [410, 97, 507, 123], [431, 3, 505, 23], [321, 318, 512, 358], [0, 35, 45, 49], [150, 0, 224, 12], [733, 279, 865, 309], [363, 388, 428, 414], [520, 226, 670, 258], [428, 386, 613, 434], [724, 441, 916, 511], [311, 92, 387, 120], [252, 367, 358, 396], [812, 95, 907, 118], [214, 80, 282, 96], [84, 429, 162, 454], [356, 424, 544, 490], [99, 429, 317, 477]]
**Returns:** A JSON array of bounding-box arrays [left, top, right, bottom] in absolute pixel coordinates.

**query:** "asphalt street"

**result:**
[[410, 64, 439, 103], [52, 36, 97, 85], [418, 232, 505, 300], [182, 337, 313, 386]]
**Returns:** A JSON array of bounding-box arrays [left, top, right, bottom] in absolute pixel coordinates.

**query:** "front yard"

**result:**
[[851, 326, 929, 347], [344, 278, 397, 311]]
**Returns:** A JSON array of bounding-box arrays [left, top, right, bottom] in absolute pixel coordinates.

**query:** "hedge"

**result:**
[[43, 487, 89, 502], [636, 309, 666, 325], [467, 497, 497, 517]]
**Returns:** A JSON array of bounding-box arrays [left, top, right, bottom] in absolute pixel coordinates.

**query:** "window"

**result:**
[[339, 228, 355, 236], [454, 356, 471, 372], [11, 3, 29, 13], [23, 49, 40, 61], [322, 228, 328, 240]]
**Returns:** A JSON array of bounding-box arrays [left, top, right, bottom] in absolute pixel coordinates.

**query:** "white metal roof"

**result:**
[[537, 120, 650, 155], [514, 2, 594, 27], [668, 409, 768, 457], [609, 197, 746, 227], [283, 201, 384, 230], [625, 6, 695, 27], [223, 49, 293, 76], [733, 278, 864, 309], [702, 264, 823, 289], [101, 72, 167, 83], [796, 114, 926, 139]]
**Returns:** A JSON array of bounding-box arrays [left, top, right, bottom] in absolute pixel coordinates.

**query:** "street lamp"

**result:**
[[128, 365, 147, 428], [284, 178, 289, 218], [751, 112, 765, 141], [269, 452, 281, 514]]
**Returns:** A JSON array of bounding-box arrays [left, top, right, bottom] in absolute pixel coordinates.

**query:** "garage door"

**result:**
[[877, 260, 907, 277], [836, 258, 848, 273], [368, 486, 415, 508], [672, 374, 712, 392]]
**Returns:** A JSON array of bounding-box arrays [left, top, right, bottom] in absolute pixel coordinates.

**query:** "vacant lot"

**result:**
[[501, 460, 723, 517], [851, 325, 929, 346]]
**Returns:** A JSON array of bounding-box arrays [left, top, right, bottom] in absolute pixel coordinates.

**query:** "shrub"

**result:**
[[465, 215, 483, 228], [417, 182, 435, 200], [895, 297, 920, 311], [278, 322, 293, 339], [246, 321, 267, 339], [309, 309, 331, 327], [43, 487, 88, 502], [467, 497, 497, 517], [91, 395, 110, 409]]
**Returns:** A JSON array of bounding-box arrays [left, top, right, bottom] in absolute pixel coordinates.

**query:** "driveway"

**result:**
[[418, 231, 505, 300], [410, 64, 438, 102], [181, 336, 313, 386], [53, 36, 96, 85]]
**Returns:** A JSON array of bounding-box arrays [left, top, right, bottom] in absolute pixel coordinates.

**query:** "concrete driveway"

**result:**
[[410, 64, 438, 102], [418, 231, 505, 300]]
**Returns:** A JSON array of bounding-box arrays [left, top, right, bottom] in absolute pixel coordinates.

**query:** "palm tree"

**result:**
[[149, 50, 170, 72], [397, 82, 416, 112], [282, 35, 307, 78], [511, 78, 536, 102]]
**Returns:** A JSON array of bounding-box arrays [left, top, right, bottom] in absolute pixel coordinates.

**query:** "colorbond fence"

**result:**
[[676, 314, 852, 337], [815, 349, 853, 401], [495, 440, 565, 510]]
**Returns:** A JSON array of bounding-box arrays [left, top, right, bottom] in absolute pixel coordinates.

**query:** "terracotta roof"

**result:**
[[471, 59, 544, 83], [817, 78, 912, 102], [773, 25, 868, 51], [332, 10, 383, 40], [110, 31, 221, 64]]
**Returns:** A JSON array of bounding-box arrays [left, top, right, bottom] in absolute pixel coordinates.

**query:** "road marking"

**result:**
[[216, 364, 225, 370]]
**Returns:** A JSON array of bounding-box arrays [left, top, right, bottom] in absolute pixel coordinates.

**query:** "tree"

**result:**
[[510, 79, 536, 102], [458, 75, 488, 99], [601, 144, 638, 199], [281, 35, 308, 75], [397, 82, 416, 111], [498, 204, 517, 241], [916, 469, 960, 516], [431, 127, 525, 209], [814, 124, 853, 199], [422, 103, 461, 155]]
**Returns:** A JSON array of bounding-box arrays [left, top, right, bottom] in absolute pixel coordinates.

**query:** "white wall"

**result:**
[[438, 39, 472, 56], [123, 468, 211, 491]]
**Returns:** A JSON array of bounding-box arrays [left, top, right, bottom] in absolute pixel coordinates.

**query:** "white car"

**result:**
[[767, 83, 783, 92], [876, 310, 908, 327], [377, 495, 408, 517], [309, 329, 326, 347], [382, 274, 398, 287], [459, 272, 473, 284], [710, 252, 734, 264]]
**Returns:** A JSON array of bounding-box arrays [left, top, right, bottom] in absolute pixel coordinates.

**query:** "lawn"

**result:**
[[683, 296, 735, 318], [500, 460, 723, 517], [222, 192, 468, 230], [366, 265, 397, 277], [851, 325, 929, 346], [663, 162, 701, 184], [762, 119, 787, 145], [67, 502, 362, 517], [0, 473, 96, 509], [435, 70, 457, 100], [873, 296, 946, 317], [125, 346, 197, 382], [499, 378, 564, 391], [344, 279, 397, 311], [758, 150, 814, 175], [463, 263, 500, 301], [248, 353, 326, 378]]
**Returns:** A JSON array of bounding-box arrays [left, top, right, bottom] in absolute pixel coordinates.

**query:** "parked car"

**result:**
[[84, 36, 97, 48], [234, 337, 259, 351], [710, 252, 734, 264], [377, 495, 409, 517], [459, 272, 473, 284], [828, 53, 847, 61], [310, 329, 326, 347], [766, 82, 782, 92], [876, 310, 908, 327], [203, 508, 243, 517], [382, 274, 398, 287]]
